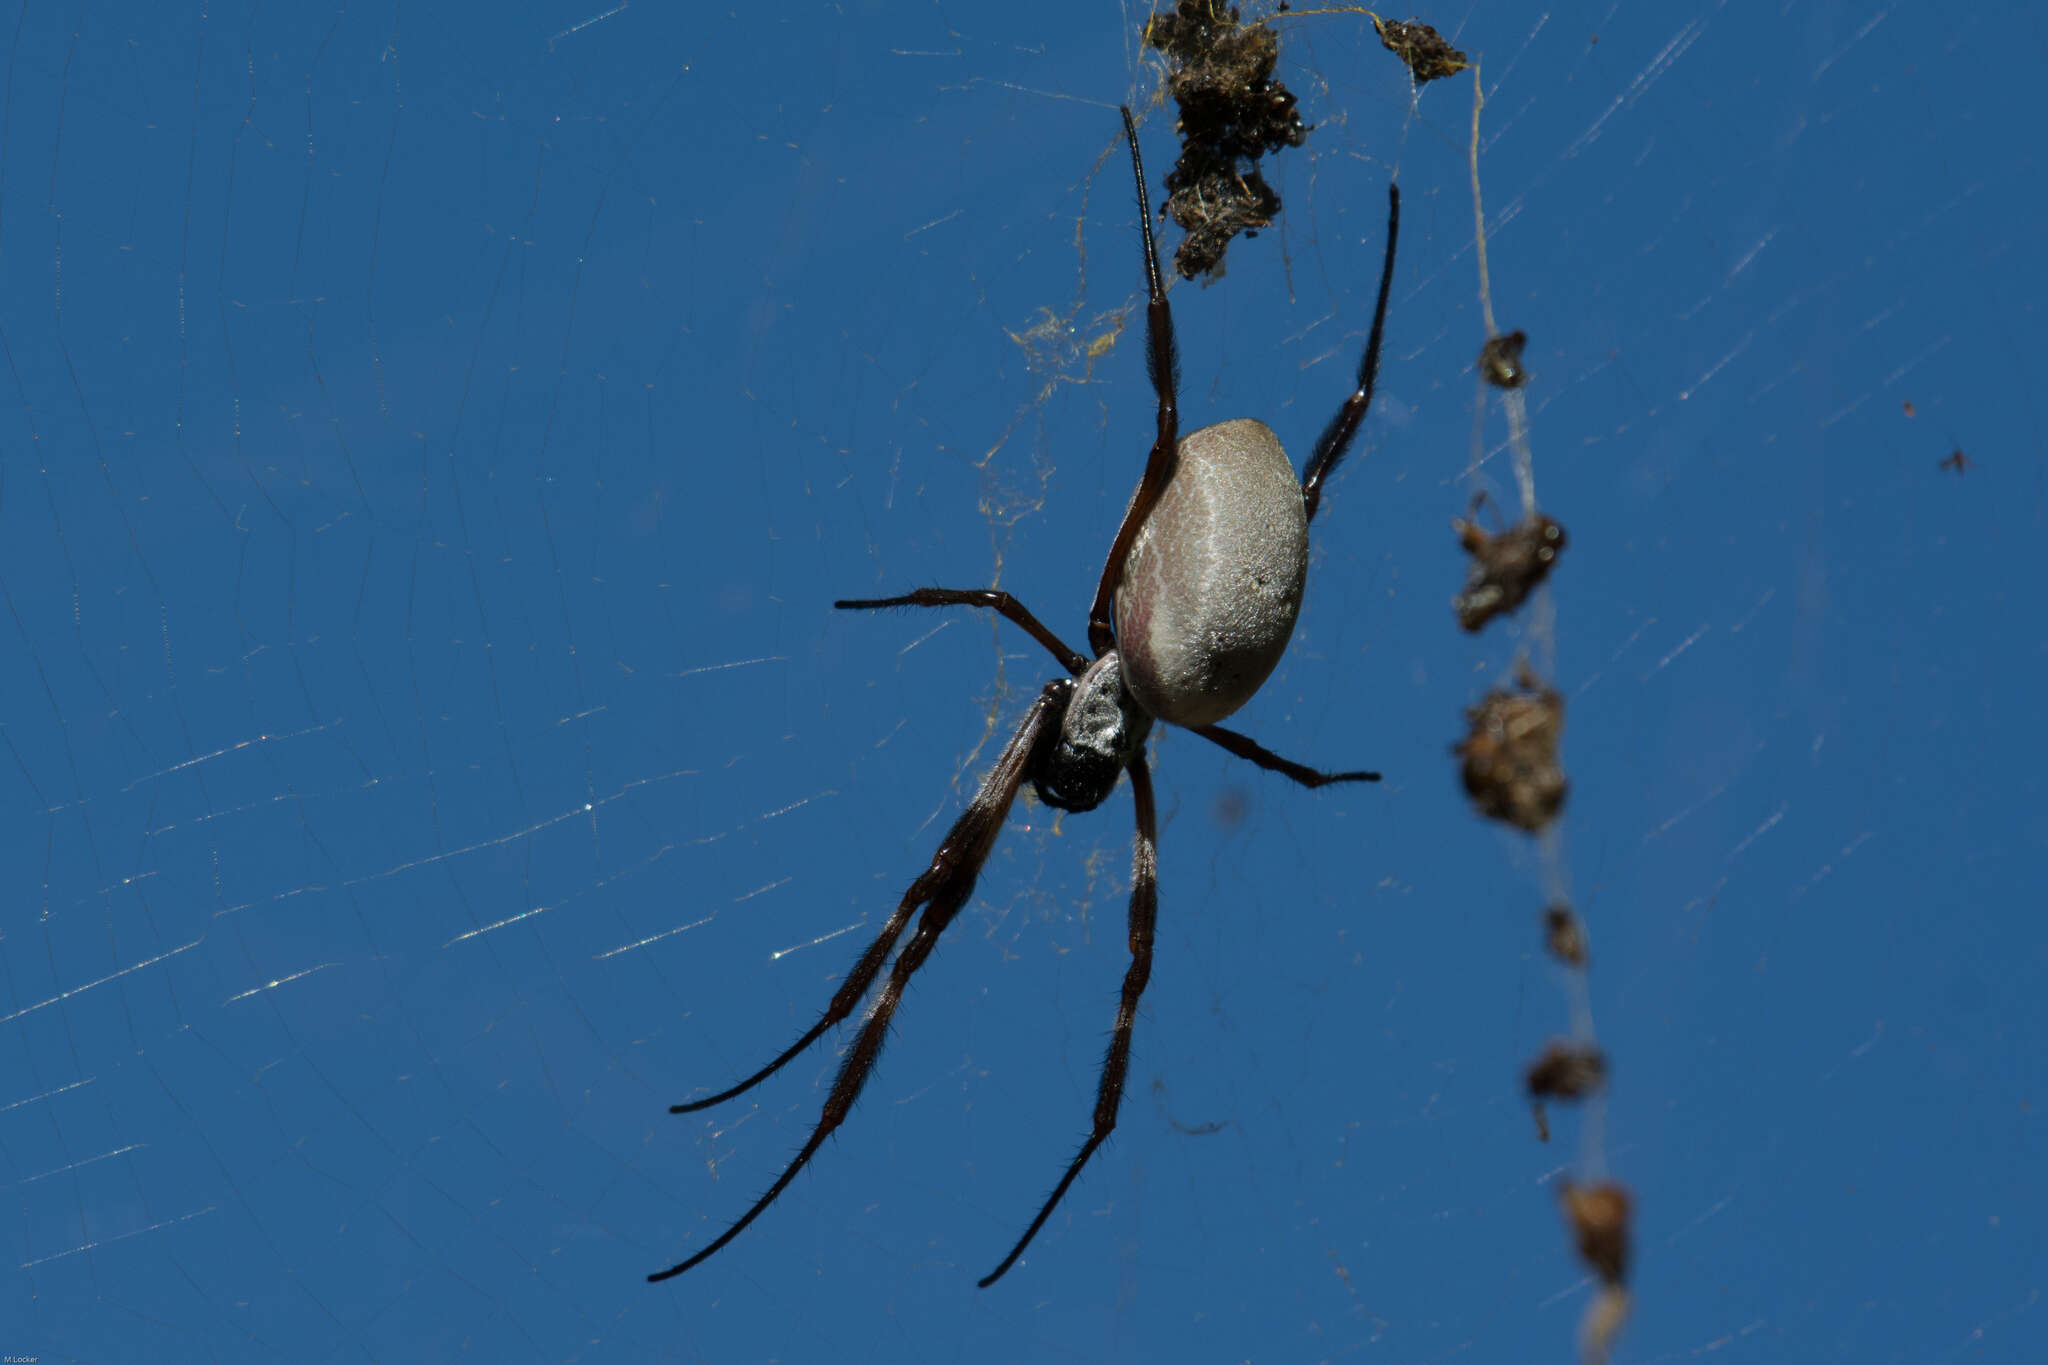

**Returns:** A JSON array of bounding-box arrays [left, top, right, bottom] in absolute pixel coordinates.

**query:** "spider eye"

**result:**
[[1032, 655, 1153, 813]]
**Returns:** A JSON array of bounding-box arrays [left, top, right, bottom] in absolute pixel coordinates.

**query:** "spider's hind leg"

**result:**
[[835, 587, 1086, 675], [1194, 722, 1381, 787]]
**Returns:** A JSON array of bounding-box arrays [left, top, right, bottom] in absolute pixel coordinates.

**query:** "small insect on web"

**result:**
[[649, 106, 1401, 1288]]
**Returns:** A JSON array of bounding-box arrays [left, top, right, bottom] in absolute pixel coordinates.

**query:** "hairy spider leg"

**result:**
[[650, 680, 1069, 1283], [1300, 183, 1402, 526], [835, 588, 1087, 676], [980, 752, 1159, 1286], [1089, 106, 1181, 661], [1195, 722, 1382, 786], [667, 891, 924, 1116]]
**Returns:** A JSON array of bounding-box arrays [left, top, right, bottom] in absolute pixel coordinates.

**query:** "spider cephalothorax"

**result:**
[[652, 106, 1400, 1289], [1033, 656, 1154, 813]]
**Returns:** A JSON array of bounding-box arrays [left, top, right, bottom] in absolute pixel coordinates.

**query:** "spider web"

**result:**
[[2, 2, 2041, 1361]]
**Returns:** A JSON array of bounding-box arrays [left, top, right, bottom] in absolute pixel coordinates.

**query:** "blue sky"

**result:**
[[1, 2, 2041, 1361]]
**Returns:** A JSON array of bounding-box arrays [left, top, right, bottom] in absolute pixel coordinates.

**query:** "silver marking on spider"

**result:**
[[1034, 654, 1154, 813], [651, 104, 1401, 1290]]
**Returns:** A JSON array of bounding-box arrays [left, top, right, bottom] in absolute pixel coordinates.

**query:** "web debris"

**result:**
[[1136, 4, 1472, 281], [1458, 57, 1632, 1365], [1140, 1, 1308, 279]]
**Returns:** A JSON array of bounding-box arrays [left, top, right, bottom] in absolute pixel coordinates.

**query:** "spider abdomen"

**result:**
[[1115, 418, 1309, 728]]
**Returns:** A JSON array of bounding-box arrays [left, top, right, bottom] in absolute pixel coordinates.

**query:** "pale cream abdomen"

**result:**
[[1114, 418, 1309, 728]]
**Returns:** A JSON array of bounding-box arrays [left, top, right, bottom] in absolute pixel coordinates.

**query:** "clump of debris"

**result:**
[[1373, 17, 1469, 83], [1525, 1038, 1609, 1144], [1142, 2, 1307, 279], [1455, 666, 1568, 832], [1477, 329, 1529, 388], [1452, 500, 1568, 632], [1543, 903, 1586, 966]]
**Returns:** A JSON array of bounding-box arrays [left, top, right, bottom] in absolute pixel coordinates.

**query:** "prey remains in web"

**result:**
[[650, 107, 1400, 1289]]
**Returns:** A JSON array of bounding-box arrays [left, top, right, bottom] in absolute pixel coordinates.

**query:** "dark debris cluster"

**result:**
[[1374, 17, 1470, 84], [1453, 503, 1567, 632], [1430, 72, 1632, 1347], [1527, 1040, 1608, 1103], [1543, 903, 1586, 966], [1456, 667, 1567, 833], [1562, 1182, 1633, 1286], [1478, 329, 1529, 388], [1526, 1038, 1608, 1144], [1138, 7, 1468, 277], [1143, 2, 1307, 279]]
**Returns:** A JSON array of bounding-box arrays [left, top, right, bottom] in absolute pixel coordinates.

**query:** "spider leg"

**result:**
[[1088, 106, 1181, 660], [650, 680, 1069, 1284], [835, 588, 1087, 676], [980, 751, 1159, 1286], [668, 897, 919, 1115], [1300, 182, 1402, 526], [1194, 722, 1382, 787]]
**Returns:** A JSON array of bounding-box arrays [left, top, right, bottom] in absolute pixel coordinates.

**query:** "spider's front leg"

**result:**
[[1089, 106, 1182, 661], [1300, 182, 1400, 526], [980, 752, 1160, 1286], [650, 679, 1071, 1284]]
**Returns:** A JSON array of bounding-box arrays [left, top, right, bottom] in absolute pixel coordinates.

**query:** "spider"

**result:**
[[650, 107, 1400, 1288]]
